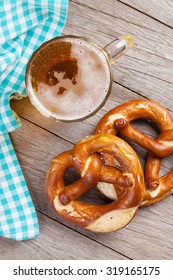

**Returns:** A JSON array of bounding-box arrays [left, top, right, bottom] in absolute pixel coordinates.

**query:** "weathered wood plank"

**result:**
[[2, 0, 173, 260], [11, 80, 173, 179], [11, 81, 173, 138], [71, 0, 173, 33], [8, 111, 173, 259], [0, 212, 127, 260], [63, 1, 173, 110], [119, 0, 173, 28]]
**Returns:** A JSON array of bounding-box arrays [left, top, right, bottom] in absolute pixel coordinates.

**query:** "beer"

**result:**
[[26, 35, 132, 121], [26, 36, 111, 121]]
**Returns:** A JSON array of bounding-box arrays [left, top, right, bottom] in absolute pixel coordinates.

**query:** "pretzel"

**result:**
[[142, 129, 173, 206], [45, 134, 144, 232], [94, 99, 173, 204], [95, 99, 173, 157]]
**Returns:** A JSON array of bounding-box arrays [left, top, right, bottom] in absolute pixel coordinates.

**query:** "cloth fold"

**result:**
[[0, 0, 68, 240], [0, 133, 39, 240]]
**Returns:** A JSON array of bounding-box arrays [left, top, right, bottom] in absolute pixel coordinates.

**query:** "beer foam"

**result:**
[[36, 38, 111, 120]]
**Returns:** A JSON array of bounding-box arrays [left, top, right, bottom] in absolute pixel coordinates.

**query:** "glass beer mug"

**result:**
[[25, 35, 133, 122]]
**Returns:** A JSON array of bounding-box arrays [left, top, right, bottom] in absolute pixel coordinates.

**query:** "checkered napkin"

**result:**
[[0, 0, 68, 240]]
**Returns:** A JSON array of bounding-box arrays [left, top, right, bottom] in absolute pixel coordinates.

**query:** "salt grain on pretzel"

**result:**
[[45, 134, 144, 232]]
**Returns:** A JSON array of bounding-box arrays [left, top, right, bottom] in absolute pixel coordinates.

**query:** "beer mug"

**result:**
[[25, 35, 133, 122]]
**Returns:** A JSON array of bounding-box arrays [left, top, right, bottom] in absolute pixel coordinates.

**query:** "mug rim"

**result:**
[[25, 35, 113, 122]]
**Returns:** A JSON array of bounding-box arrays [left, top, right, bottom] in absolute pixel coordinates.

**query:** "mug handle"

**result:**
[[104, 34, 133, 64]]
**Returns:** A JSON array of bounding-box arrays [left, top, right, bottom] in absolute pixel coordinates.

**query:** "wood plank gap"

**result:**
[[117, 0, 173, 30], [118, 65, 173, 86], [135, 44, 173, 62], [122, 54, 173, 84], [36, 209, 132, 260], [70, 0, 172, 34], [64, 23, 117, 43], [114, 81, 173, 115], [18, 115, 76, 145], [114, 81, 149, 99], [127, 51, 173, 68], [110, 83, 171, 115]]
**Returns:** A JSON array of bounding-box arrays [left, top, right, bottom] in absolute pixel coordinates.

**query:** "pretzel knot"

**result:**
[[95, 99, 173, 205], [142, 129, 173, 206], [45, 134, 144, 232]]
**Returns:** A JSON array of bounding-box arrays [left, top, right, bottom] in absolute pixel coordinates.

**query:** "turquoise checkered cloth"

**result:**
[[0, 0, 68, 240]]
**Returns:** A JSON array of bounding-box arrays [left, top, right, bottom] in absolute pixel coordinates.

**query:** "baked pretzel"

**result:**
[[45, 134, 144, 232], [95, 99, 173, 157], [142, 129, 173, 206], [94, 99, 173, 204]]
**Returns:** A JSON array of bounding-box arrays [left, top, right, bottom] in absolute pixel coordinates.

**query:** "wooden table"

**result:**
[[1, 0, 173, 260]]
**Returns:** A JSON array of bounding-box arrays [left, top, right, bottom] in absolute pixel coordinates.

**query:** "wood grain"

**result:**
[[0, 212, 127, 260], [8, 102, 173, 259], [1, 0, 173, 260], [64, 0, 173, 110], [119, 0, 173, 28]]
